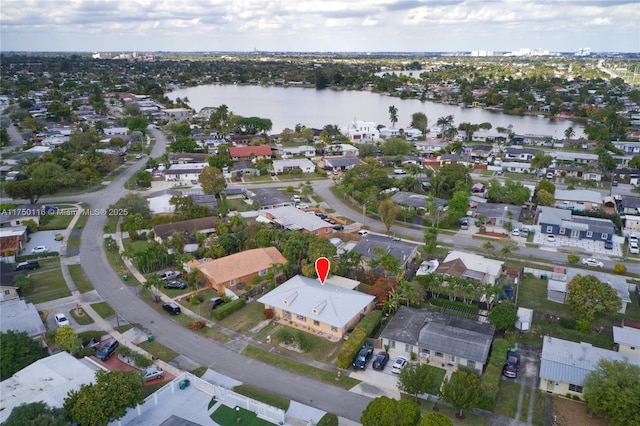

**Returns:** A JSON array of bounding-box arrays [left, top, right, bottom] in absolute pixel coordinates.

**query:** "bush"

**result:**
[[572, 395, 581, 401], [263, 308, 274, 319], [336, 329, 367, 369], [116, 346, 133, 357], [295, 331, 312, 352], [567, 254, 580, 264], [212, 297, 246, 320], [614, 263, 627, 274], [277, 328, 293, 343], [575, 319, 591, 333], [133, 352, 152, 368], [189, 320, 205, 330], [357, 310, 383, 337], [559, 317, 577, 329]]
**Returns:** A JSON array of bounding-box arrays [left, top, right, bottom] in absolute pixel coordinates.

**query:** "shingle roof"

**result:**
[[188, 247, 287, 284], [152, 217, 218, 241], [390, 191, 429, 208], [257, 275, 375, 329], [248, 188, 292, 208], [228, 145, 272, 158], [323, 157, 363, 168], [353, 234, 421, 268]]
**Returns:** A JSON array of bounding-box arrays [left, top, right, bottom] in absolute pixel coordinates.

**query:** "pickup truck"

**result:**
[[352, 346, 374, 369]]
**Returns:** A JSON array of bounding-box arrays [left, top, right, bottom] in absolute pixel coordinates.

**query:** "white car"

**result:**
[[546, 235, 556, 243], [54, 313, 70, 327], [31, 245, 48, 254], [511, 229, 520, 237], [391, 356, 408, 374], [357, 230, 369, 236], [393, 169, 407, 175], [581, 258, 604, 268], [630, 242, 639, 254]]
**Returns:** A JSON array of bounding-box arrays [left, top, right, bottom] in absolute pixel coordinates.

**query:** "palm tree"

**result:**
[[564, 126, 575, 140], [437, 115, 454, 137], [388, 105, 398, 128]]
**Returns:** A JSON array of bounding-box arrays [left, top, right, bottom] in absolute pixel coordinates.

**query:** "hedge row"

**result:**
[[336, 310, 382, 369], [16, 252, 60, 262], [212, 298, 246, 320], [478, 338, 510, 410], [430, 297, 479, 312]]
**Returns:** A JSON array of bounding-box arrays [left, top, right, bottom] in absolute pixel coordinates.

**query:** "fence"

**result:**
[[114, 372, 285, 425], [523, 267, 566, 281]]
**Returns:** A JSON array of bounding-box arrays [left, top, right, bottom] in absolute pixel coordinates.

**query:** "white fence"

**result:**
[[114, 372, 285, 425], [523, 267, 566, 281]]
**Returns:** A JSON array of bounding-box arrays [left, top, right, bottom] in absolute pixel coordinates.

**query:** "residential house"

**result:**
[[0, 352, 101, 423], [275, 145, 316, 158], [152, 217, 218, 252], [504, 147, 542, 162], [537, 206, 615, 243], [554, 151, 599, 164], [325, 143, 360, 157], [466, 144, 494, 161], [622, 214, 640, 236], [612, 140, 640, 156], [103, 127, 129, 136], [379, 127, 401, 138], [231, 161, 260, 177], [163, 163, 208, 183], [161, 108, 191, 122], [0, 298, 46, 342], [474, 203, 522, 228], [0, 206, 40, 228], [613, 326, 640, 357], [501, 161, 533, 174], [257, 275, 376, 340], [345, 120, 380, 143], [414, 140, 449, 154], [380, 306, 495, 375], [554, 165, 603, 182], [246, 188, 293, 210], [471, 130, 507, 143], [353, 233, 421, 272], [227, 134, 268, 146], [518, 134, 554, 147], [539, 336, 640, 397], [272, 159, 316, 174], [617, 195, 640, 215], [228, 145, 272, 161], [169, 153, 210, 164], [0, 284, 20, 301], [322, 156, 363, 173], [260, 206, 333, 237], [0, 226, 28, 261], [390, 191, 430, 210], [554, 189, 603, 211], [187, 247, 287, 296], [437, 251, 504, 285]]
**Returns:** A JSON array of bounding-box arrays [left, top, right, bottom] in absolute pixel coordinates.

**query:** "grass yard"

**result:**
[[242, 174, 273, 183], [138, 340, 179, 362], [67, 234, 81, 251], [104, 241, 140, 286], [520, 386, 532, 423], [90, 301, 116, 318], [400, 394, 489, 426], [518, 276, 573, 317], [317, 413, 339, 426], [494, 380, 522, 419], [516, 319, 614, 350], [216, 301, 267, 334], [22, 259, 70, 304], [211, 405, 274, 426], [241, 346, 360, 390], [190, 366, 208, 377], [233, 384, 290, 411], [260, 323, 344, 365], [69, 308, 95, 325], [532, 390, 547, 426], [103, 215, 120, 234], [226, 197, 257, 212], [122, 238, 150, 251], [68, 264, 93, 293], [38, 206, 77, 230]]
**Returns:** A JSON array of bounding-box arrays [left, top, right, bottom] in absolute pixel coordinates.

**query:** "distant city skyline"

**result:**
[[1, 0, 638, 53]]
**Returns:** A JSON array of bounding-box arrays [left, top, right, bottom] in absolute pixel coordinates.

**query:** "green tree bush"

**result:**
[[0, 330, 48, 380]]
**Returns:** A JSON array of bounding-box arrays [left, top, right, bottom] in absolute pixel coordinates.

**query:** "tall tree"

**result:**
[[4, 178, 57, 204], [3, 401, 67, 426], [417, 412, 453, 426], [64, 370, 144, 426], [564, 126, 575, 140], [566, 275, 621, 322], [389, 105, 399, 128], [0, 330, 48, 380], [398, 361, 437, 403], [198, 166, 226, 201], [378, 199, 400, 233], [440, 369, 484, 418], [583, 359, 640, 426], [361, 396, 398, 426], [488, 301, 518, 332], [411, 112, 428, 135]]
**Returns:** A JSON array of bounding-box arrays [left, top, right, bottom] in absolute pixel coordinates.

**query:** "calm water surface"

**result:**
[[168, 84, 584, 137]]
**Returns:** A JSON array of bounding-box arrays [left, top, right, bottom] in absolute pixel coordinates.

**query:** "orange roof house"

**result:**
[[228, 145, 272, 161], [187, 247, 287, 296]]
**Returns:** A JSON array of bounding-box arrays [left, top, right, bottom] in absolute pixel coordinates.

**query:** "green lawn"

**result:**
[[518, 276, 573, 317], [226, 198, 257, 212], [138, 340, 179, 362], [104, 241, 140, 286], [68, 264, 93, 293], [103, 215, 120, 234], [211, 405, 274, 426], [69, 307, 95, 325], [122, 238, 150, 251], [317, 413, 339, 426], [190, 366, 208, 377], [67, 234, 81, 251], [90, 301, 116, 318], [259, 323, 344, 365], [21, 259, 70, 304], [216, 301, 267, 334], [233, 384, 290, 411], [241, 346, 360, 390], [531, 390, 547, 426], [38, 206, 77, 230], [520, 386, 532, 423], [480, 338, 510, 411], [494, 380, 521, 419]]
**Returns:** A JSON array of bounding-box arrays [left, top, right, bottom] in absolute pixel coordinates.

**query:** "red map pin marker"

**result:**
[[315, 257, 330, 285]]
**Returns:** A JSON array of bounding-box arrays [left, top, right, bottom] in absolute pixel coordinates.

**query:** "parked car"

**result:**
[[140, 365, 164, 382], [612, 180, 618, 186], [511, 229, 520, 237], [391, 356, 408, 374], [352, 346, 374, 369], [502, 349, 521, 378], [162, 302, 181, 315], [357, 230, 369, 236], [31, 245, 48, 254], [520, 228, 529, 238], [546, 234, 556, 243], [210, 297, 225, 309], [372, 351, 390, 370], [15, 261, 40, 271], [96, 339, 119, 361], [54, 313, 70, 327], [44, 206, 59, 213], [604, 240, 613, 250], [629, 234, 638, 244], [393, 169, 407, 175], [630, 242, 639, 254], [581, 258, 604, 268], [159, 270, 181, 281], [164, 280, 187, 290], [333, 224, 344, 231], [82, 338, 100, 351]]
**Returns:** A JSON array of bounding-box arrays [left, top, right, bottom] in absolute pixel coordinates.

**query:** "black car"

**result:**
[[352, 346, 374, 369], [372, 351, 390, 370], [15, 261, 40, 271], [210, 297, 225, 309], [164, 280, 187, 290], [96, 339, 119, 361], [162, 302, 181, 315]]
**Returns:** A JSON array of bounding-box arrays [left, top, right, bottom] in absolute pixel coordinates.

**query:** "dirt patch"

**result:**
[[553, 396, 608, 426], [478, 231, 508, 238]]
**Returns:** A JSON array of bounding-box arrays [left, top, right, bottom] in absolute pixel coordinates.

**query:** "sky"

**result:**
[[1, 0, 638, 53]]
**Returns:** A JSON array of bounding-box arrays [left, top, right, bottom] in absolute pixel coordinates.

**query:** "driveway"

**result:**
[[26, 230, 62, 254], [532, 232, 622, 257]]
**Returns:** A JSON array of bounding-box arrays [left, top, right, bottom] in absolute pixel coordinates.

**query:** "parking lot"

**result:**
[[348, 356, 403, 399]]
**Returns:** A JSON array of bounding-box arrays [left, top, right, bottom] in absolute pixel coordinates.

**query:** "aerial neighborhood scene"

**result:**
[[2, 1, 640, 426]]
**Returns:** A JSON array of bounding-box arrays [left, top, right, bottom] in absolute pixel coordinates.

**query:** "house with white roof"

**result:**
[[613, 325, 640, 357], [345, 120, 379, 143], [275, 145, 316, 158], [0, 351, 101, 423], [0, 298, 46, 342], [539, 335, 640, 396], [257, 275, 376, 340], [439, 251, 504, 285], [260, 206, 333, 237], [272, 158, 316, 174], [164, 163, 208, 183]]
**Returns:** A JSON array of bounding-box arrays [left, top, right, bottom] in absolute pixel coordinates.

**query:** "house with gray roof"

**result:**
[[617, 195, 640, 215], [503, 147, 542, 161], [322, 156, 363, 172], [260, 206, 333, 237], [554, 189, 603, 211], [390, 191, 429, 210], [353, 233, 421, 272], [258, 275, 376, 340], [0, 298, 46, 342], [539, 335, 640, 397], [380, 306, 495, 374], [247, 188, 293, 210], [474, 203, 522, 228], [537, 206, 615, 242]]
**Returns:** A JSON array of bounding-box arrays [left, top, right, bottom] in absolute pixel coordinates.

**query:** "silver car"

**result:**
[[140, 365, 164, 382]]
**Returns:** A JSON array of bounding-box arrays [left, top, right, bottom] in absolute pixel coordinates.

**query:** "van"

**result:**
[[162, 302, 181, 315], [292, 195, 301, 203], [96, 339, 119, 361], [15, 261, 40, 271]]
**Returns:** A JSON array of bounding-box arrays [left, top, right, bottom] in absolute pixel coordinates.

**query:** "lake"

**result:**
[[168, 84, 584, 138]]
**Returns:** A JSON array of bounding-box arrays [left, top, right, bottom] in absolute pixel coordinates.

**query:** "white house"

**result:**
[[272, 159, 316, 174], [277, 145, 316, 157], [104, 127, 130, 136], [345, 120, 379, 143], [501, 161, 533, 173], [441, 251, 504, 285], [613, 326, 640, 357], [164, 163, 208, 183], [162, 108, 191, 122]]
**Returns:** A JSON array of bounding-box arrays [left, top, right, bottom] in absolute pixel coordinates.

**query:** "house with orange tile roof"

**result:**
[[186, 247, 287, 296], [0, 226, 27, 262], [228, 145, 272, 161]]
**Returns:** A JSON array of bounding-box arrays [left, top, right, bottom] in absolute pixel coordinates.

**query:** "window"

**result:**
[[435, 352, 443, 358], [601, 234, 608, 240], [405, 344, 413, 353], [313, 320, 320, 326], [282, 311, 291, 320], [229, 279, 236, 286], [559, 228, 565, 235], [331, 326, 337, 332], [467, 360, 476, 369], [388, 340, 396, 349], [420, 349, 430, 357], [450, 355, 456, 363], [546, 226, 553, 233], [259, 269, 267, 276], [586, 231, 593, 238], [296, 314, 306, 322], [568, 384, 583, 393], [3, 290, 10, 295]]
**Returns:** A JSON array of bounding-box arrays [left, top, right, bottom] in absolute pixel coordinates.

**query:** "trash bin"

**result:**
[[123, 275, 129, 282], [179, 379, 190, 390], [77, 224, 82, 230], [541, 275, 548, 280], [147, 334, 153, 342]]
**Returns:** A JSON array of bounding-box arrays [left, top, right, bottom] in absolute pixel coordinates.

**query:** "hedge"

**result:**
[[212, 297, 246, 320], [16, 252, 60, 262], [336, 310, 382, 369], [478, 338, 510, 410]]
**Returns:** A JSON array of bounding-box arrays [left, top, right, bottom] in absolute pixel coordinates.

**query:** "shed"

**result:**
[[516, 307, 533, 332]]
